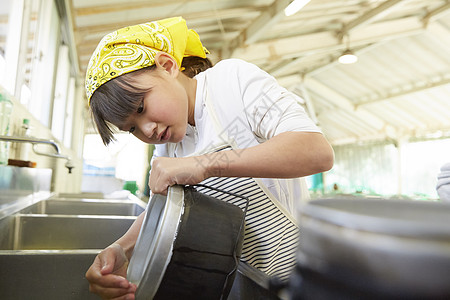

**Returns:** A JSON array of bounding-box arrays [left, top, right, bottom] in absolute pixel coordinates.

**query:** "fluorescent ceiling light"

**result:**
[[284, 0, 311, 16], [338, 49, 358, 64]]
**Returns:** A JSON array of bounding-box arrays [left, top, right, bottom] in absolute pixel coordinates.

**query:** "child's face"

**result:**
[[119, 67, 190, 144]]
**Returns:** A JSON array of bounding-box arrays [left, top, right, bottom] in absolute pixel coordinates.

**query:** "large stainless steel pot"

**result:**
[[127, 185, 246, 299], [289, 198, 450, 299]]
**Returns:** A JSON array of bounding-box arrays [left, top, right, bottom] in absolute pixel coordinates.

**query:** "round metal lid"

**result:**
[[127, 185, 184, 298]]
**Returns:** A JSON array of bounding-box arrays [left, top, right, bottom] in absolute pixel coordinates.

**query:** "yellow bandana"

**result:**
[[85, 16, 208, 103]]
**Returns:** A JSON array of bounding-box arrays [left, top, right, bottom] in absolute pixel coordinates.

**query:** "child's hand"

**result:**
[[149, 156, 209, 195], [85, 244, 137, 300]]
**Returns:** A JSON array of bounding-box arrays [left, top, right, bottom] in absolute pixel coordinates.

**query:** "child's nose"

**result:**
[[138, 121, 157, 139]]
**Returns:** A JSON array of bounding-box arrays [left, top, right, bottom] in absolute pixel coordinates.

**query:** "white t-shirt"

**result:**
[[153, 59, 321, 216]]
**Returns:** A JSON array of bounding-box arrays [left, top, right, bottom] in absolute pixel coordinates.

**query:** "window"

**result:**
[[1, 0, 77, 146]]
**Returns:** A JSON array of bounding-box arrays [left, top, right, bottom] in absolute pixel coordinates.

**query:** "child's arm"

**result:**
[[149, 131, 333, 194], [85, 211, 145, 299]]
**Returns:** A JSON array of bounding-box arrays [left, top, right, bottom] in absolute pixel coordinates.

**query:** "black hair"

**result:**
[[89, 57, 213, 145], [181, 56, 213, 77]]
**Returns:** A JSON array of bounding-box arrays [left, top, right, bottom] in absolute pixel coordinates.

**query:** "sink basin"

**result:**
[[0, 251, 281, 300], [0, 214, 136, 250], [0, 193, 281, 299], [0, 193, 147, 299], [18, 199, 145, 216], [0, 250, 99, 300]]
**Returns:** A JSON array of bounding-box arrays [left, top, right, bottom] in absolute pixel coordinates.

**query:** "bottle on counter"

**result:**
[[0, 93, 13, 165]]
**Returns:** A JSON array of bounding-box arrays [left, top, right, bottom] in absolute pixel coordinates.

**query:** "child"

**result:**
[[85, 17, 334, 299]]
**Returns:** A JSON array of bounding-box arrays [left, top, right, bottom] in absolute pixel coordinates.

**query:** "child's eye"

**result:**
[[137, 101, 144, 113], [129, 127, 135, 134]]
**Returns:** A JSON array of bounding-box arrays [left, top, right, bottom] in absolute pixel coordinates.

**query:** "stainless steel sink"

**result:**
[[0, 214, 136, 250], [0, 194, 281, 300], [18, 198, 145, 216], [0, 250, 100, 299], [0, 194, 147, 299]]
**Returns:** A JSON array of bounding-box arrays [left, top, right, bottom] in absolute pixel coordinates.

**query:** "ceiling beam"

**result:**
[[269, 0, 407, 77], [339, 0, 407, 39], [276, 74, 302, 88], [270, 2, 448, 78], [239, 0, 290, 45], [269, 57, 305, 77], [75, 7, 258, 34], [356, 76, 450, 108], [304, 77, 386, 131], [423, 1, 450, 24], [224, 0, 290, 57], [73, 0, 209, 16], [232, 16, 424, 64]]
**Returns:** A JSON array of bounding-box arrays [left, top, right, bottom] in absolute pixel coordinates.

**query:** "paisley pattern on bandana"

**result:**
[[85, 17, 208, 103]]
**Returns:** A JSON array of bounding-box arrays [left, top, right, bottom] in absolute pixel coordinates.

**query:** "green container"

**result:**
[[123, 181, 139, 195]]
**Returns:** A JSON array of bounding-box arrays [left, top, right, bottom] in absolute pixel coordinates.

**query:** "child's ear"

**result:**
[[154, 52, 179, 77]]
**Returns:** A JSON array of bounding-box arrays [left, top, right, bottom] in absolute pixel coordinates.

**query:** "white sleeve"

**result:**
[[236, 60, 321, 141], [150, 144, 168, 166]]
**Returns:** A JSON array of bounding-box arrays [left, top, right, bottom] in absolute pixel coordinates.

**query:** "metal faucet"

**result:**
[[0, 135, 75, 173]]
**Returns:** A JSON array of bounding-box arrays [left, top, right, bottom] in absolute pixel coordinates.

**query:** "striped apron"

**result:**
[[195, 176, 299, 281]]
